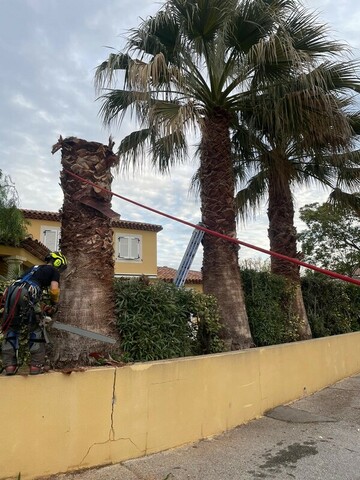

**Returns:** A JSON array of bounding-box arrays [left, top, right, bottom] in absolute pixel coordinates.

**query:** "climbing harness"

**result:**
[[1, 265, 42, 333]]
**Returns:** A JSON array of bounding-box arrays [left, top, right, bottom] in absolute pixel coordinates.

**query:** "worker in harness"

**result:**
[[1, 251, 67, 375]]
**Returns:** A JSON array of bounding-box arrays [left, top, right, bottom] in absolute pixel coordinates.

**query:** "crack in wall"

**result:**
[[79, 436, 144, 466], [110, 367, 117, 440], [78, 368, 143, 466]]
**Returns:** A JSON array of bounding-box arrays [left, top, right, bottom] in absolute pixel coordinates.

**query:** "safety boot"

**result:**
[[4, 365, 18, 376], [29, 364, 44, 375]]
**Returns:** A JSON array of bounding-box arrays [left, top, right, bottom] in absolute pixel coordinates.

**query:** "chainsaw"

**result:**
[[40, 316, 117, 344]]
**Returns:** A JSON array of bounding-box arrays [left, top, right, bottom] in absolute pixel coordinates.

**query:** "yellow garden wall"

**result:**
[[1, 332, 360, 480]]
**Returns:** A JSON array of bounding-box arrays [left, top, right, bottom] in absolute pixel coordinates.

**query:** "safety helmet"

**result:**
[[45, 251, 68, 271]]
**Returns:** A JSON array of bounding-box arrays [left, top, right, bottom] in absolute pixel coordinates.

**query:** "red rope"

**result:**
[[1, 287, 23, 333], [63, 168, 360, 287]]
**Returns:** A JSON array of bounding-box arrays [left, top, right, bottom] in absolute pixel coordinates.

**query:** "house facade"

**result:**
[[0, 209, 202, 290]]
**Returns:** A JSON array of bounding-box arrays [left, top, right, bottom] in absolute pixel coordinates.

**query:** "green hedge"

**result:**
[[114, 279, 224, 362], [241, 270, 360, 344], [2, 273, 359, 366], [241, 269, 300, 346], [301, 274, 360, 337]]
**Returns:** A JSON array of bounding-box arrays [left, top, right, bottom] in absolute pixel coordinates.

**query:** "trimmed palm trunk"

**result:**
[[51, 136, 120, 367], [267, 167, 312, 340], [201, 111, 253, 350]]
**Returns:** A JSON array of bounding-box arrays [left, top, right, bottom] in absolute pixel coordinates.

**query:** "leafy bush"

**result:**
[[241, 269, 299, 346], [0, 171, 28, 246], [114, 278, 224, 362], [301, 274, 360, 337]]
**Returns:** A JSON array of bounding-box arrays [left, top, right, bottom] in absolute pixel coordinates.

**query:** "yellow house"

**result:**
[[0, 209, 203, 289]]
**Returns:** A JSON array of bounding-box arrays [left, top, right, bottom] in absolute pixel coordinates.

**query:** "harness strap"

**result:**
[[1, 287, 23, 333]]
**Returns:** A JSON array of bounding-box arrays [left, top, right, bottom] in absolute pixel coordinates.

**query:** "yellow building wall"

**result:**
[[25, 218, 59, 240], [186, 283, 203, 292], [0, 245, 45, 270], [113, 227, 157, 276], [11, 219, 158, 277], [0, 332, 359, 480]]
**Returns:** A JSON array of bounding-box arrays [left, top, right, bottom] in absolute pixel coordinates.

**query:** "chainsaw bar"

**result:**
[[52, 321, 117, 344]]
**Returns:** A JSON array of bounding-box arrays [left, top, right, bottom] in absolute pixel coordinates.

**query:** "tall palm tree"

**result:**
[[234, 60, 360, 338], [94, 0, 354, 348], [51, 137, 120, 367]]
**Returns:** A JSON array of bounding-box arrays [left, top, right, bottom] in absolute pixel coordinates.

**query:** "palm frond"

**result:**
[[94, 52, 131, 92], [152, 130, 188, 172], [97, 89, 150, 126], [335, 166, 360, 189], [172, 0, 236, 48], [328, 189, 360, 217], [235, 170, 269, 220], [116, 128, 152, 172], [283, 5, 347, 57], [304, 61, 360, 93], [150, 99, 200, 133], [127, 10, 180, 64], [348, 113, 360, 135], [226, 0, 275, 54]]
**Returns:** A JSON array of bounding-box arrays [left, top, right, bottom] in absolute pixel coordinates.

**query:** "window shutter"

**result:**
[[43, 229, 58, 251], [130, 237, 140, 259], [118, 236, 141, 260], [119, 236, 130, 258]]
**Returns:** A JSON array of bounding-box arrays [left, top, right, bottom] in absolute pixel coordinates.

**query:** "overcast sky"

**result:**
[[0, 0, 359, 271]]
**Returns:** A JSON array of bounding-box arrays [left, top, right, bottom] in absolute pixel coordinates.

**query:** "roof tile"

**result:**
[[20, 209, 163, 232], [157, 266, 202, 283]]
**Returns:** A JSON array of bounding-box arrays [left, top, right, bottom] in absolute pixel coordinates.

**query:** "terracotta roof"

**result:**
[[20, 209, 162, 232], [21, 209, 61, 222], [111, 219, 162, 232], [157, 266, 202, 284], [20, 237, 50, 261]]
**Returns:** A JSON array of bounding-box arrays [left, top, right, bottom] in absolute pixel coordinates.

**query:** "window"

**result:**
[[117, 235, 142, 261], [41, 227, 61, 251]]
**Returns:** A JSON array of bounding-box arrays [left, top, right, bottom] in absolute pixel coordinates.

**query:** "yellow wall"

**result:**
[[186, 283, 203, 292], [0, 332, 359, 480], [10, 219, 159, 277], [25, 218, 59, 240], [0, 245, 45, 270], [113, 227, 157, 276]]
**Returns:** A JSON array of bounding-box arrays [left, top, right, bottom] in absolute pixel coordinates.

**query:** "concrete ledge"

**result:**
[[1, 332, 359, 479]]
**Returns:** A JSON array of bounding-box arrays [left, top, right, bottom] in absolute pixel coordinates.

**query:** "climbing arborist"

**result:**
[[1, 251, 67, 375]]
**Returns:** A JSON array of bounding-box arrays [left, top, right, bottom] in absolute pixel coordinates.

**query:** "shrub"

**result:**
[[301, 274, 360, 337], [114, 278, 224, 362], [241, 269, 300, 346]]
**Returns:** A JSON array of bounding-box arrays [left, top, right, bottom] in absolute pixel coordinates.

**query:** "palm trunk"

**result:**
[[267, 169, 312, 340], [50, 136, 120, 367], [201, 110, 253, 350]]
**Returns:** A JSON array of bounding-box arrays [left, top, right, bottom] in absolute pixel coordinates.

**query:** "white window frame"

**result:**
[[117, 234, 142, 262], [40, 226, 61, 251]]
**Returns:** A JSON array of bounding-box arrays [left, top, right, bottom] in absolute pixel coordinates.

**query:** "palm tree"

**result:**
[[51, 137, 120, 367], [234, 59, 360, 338], [94, 0, 355, 348]]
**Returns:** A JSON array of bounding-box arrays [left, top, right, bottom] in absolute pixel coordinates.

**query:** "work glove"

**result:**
[[39, 316, 54, 328]]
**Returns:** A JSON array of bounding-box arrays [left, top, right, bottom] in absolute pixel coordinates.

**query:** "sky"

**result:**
[[0, 0, 359, 271]]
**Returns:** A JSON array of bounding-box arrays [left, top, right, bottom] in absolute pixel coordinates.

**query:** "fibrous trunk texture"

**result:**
[[200, 111, 253, 350], [267, 172, 312, 340], [51, 136, 120, 367]]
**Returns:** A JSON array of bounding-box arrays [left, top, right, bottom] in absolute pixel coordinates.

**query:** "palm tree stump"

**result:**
[[51, 136, 120, 368]]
